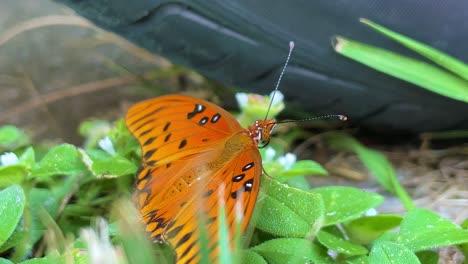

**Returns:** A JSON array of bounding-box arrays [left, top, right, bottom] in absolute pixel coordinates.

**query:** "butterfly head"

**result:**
[[248, 119, 276, 147]]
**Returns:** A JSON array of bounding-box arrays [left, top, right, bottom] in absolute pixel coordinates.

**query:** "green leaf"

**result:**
[[256, 179, 324, 237], [460, 218, 468, 262], [286, 176, 311, 191], [0, 164, 28, 188], [280, 160, 328, 178], [31, 144, 87, 178], [345, 255, 369, 264], [316, 230, 368, 256], [369, 241, 420, 264], [0, 125, 28, 149], [333, 36, 468, 103], [18, 147, 35, 169], [29, 188, 59, 244], [242, 250, 267, 264], [325, 133, 413, 210], [84, 150, 137, 177], [397, 208, 468, 251], [0, 185, 26, 248], [361, 18, 468, 81], [0, 258, 14, 264], [344, 214, 402, 244], [415, 251, 439, 264], [17, 258, 51, 264], [252, 238, 332, 264], [310, 186, 384, 226]]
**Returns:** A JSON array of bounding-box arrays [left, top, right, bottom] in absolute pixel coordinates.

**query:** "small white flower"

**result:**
[[269, 90, 284, 106], [264, 147, 276, 163], [365, 208, 378, 216], [235, 93, 249, 109], [80, 218, 119, 264], [98, 137, 116, 156], [0, 152, 19, 166], [278, 153, 296, 170]]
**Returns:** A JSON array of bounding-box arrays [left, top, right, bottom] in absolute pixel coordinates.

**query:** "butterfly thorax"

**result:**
[[247, 119, 276, 145], [207, 131, 255, 171]]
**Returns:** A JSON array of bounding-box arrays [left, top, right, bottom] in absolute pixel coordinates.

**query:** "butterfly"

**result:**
[[126, 41, 295, 263], [125, 94, 275, 263]]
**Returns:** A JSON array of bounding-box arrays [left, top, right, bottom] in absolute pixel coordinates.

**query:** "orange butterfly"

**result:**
[[126, 95, 274, 263], [126, 41, 295, 263]]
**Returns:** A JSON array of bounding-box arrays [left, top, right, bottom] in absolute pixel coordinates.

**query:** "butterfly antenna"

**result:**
[[275, 114, 348, 124], [264, 41, 295, 121]]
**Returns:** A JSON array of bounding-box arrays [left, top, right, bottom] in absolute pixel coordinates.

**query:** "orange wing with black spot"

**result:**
[[125, 95, 262, 263]]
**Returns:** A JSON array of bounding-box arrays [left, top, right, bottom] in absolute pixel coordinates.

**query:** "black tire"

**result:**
[[56, 0, 468, 132]]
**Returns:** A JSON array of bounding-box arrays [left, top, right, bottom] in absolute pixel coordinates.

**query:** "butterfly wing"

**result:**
[[163, 146, 262, 263], [125, 95, 262, 263]]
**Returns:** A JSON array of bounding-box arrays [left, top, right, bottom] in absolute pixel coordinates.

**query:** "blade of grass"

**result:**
[[333, 36, 468, 103], [360, 18, 468, 81], [324, 133, 414, 210]]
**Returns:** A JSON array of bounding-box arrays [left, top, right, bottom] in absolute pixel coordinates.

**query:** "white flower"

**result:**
[[98, 137, 116, 156], [0, 152, 19, 166], [264, 147, 276, 163], [278, 153, 296, 170], [365, 208, 378, 216], [235, 93, 249, 109], [269, 90, 284, 107], [80, 218, 119, 264]]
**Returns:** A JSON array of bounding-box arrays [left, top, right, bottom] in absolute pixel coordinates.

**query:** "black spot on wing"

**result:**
[[198, 117, 209, 125], [242, 162, 254, 171], [176, 232, 193, 248], [179, 241, 196, 259], [143, 136, 157, 146], [163, 122, 171, 132], [244, 178, 254, 192], [232, 174, 245, 182], [164, 133, 172, 142], [144, 148, 157, 159], [203, 189, 214, 198], [179, 139, 187, 149], [211, 113, 221, 123], [146, 160, 157, 166], [187, 104, 206, 120], [166, 225, 183, 239]]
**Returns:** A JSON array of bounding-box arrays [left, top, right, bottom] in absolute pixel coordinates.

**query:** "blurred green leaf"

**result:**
[[325, 133, 414, 210], [29, 188, 59, 244], [0, 185, 26, 248], [280, 160, 328, 178], [252, 238, 332, 264], [361, 18, 468, 81], [0, 258, 14, 264], [256, 179, 324, 237], [0, 164, 28, 188], [242, 250, 267, 264], [18, 147, 35, 169], [286, 176, 311, 191], [0, 125, 29, 150], [460, 218, 468, 262], [415, 251, 439, 264], [344, 214, 402, 244], [17, 258, 50, 264], [316, 230, 368, 256], [310, 186, 384, 226], [345, 255, 369, 264], [84, 150, 137, 178], [31, 144, 87, 178], [369, 241, 420, 264], [397, 208, 468, 252]]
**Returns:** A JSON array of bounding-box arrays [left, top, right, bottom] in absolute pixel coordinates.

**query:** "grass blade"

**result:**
[[360, 18, 468, 81], [333, 36, 468, 103]]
